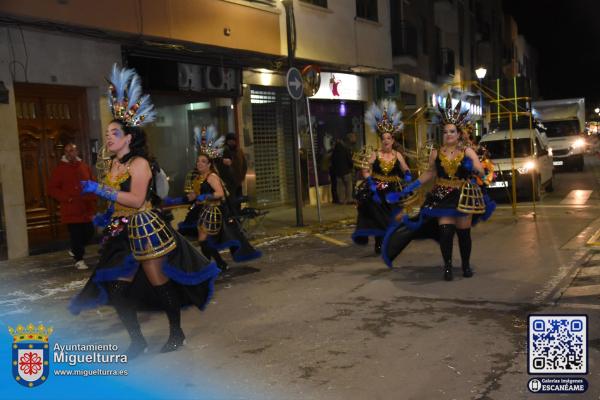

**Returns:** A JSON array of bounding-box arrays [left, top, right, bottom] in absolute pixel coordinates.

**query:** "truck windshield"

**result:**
[[483, 138, 533, 159], [543, 120, 580, 137]]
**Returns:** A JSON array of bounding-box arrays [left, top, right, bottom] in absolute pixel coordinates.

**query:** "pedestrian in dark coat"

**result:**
[[331, 133, 356, 204], [218, 133, 248, 213]]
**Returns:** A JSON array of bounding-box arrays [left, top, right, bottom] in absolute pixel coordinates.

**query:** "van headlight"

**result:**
[[517, 161, 536, 174], [571, 138, 586, 149], [548, 147, 553, 156]]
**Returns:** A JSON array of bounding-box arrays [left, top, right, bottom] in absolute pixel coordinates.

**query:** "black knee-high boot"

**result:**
[[200, 241, 229, 271], [105, 281, 147, 358], [438, 224, 456, 281], [154, 280, 185, 353], [374, 236, 382, 255], [456, 228, 473, 277]]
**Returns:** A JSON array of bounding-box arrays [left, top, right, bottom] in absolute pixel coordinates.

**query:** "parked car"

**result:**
[[480, 128, 554, 201]]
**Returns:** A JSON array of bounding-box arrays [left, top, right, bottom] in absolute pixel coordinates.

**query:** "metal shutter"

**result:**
[[250, 86, 295, 206]]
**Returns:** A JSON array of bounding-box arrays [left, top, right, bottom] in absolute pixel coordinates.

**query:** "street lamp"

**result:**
[[475, 67, 487, 136], [475, 66, 487, 81], [280, 0, 304, 226]]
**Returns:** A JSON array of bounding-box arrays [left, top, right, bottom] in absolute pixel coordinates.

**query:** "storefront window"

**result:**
[[299, 100, 365, 187], [145, 95, 235, 195]]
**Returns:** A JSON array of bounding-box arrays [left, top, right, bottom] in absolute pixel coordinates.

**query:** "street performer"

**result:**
[[351, 99, 412, 254], [382, 94, 496, 280], [170, 125, 261, 271], [69, 64, 221, 358]]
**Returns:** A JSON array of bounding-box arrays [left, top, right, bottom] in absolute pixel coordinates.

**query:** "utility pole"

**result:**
[[282, 0, 304, 227]]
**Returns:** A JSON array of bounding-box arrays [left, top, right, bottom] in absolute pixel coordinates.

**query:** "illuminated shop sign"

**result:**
[[310, 72, 369, 101]]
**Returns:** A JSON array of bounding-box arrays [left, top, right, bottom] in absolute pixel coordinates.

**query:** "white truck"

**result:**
[[532, 98, 586, 171]]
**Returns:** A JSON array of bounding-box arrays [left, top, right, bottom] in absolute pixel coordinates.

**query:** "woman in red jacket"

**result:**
[[47, 143, 96, 269]]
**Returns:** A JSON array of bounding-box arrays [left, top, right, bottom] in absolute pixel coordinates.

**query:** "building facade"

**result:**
[[0, 0, 393, 258], [387, 0, 539, 155], [242, 0, 392, 207], [0, 0, 282, 258]]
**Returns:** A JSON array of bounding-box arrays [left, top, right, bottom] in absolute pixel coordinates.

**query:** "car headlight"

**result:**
[[548, 147, 553, 156], [517, 160, 536, 174], [571, 138, 586, 149]]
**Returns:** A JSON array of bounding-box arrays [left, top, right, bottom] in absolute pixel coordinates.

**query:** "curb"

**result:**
[[250, 218, 355, 247]]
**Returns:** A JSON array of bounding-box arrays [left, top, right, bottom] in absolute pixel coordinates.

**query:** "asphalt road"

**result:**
[[1, 155, 599, 400]]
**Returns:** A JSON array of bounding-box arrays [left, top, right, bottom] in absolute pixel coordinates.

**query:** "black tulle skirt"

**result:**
[[352, 180, 402, 245], [380, 186, 496, 268], [178, 201, 262, 263], [69, 212, 221, 314]]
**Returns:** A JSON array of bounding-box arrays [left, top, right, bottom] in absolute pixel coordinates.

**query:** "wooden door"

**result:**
[[15, 84, 89, 250]]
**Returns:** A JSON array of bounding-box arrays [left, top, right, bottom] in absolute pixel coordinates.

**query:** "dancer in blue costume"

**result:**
[[382, 94, 496, 280], [171, 125, 261, 270], [70, 64, 220, 358], [351, 100, 412, 254]]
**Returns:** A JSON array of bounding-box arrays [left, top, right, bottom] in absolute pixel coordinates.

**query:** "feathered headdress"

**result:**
[[107, 64, 156, 127], [437, 93, 470, 128], [194, 124, 224, 160], [364, 99, 403, 136]]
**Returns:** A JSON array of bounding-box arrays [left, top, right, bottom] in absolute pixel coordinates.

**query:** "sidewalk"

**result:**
[[1, 203, 358, 265]]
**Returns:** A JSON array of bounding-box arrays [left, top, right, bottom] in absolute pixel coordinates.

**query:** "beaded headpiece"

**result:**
[[107, 64, 156, 127], [437, 93, 470, 128], [194, 125, 224, 160], [365, 99, 403, 136]]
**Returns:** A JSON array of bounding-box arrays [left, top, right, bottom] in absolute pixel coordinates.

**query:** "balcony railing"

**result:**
[[437, 47, 455, 76], [392, 20, 418, 59]]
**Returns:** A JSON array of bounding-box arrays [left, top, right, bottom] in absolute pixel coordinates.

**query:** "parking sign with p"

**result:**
[[378, 74, 399, 98]]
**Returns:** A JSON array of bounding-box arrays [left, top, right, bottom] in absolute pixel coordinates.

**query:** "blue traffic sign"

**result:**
[[286, 67, 304, 100]]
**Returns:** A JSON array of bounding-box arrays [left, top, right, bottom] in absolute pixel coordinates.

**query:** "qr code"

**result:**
[[528, 315, 587, 374]]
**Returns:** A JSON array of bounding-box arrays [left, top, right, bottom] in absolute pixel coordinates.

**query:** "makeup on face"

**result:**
[[105, 122, 128, 152]]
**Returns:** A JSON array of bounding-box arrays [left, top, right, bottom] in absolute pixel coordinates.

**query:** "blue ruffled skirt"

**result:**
[[69, 211, 221, 315]]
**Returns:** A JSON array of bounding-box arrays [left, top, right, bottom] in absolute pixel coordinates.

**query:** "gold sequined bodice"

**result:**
[[104, 163, 130, 190], [378, 155, 395, 174], [191, 175, 205, 195], [438, 149, 465, 179], [104, 159, 150, 216], [184, 170, 206, 195], [372, 151, 402, 177]]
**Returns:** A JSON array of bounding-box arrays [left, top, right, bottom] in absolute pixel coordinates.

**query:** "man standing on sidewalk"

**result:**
[[47, 142, 96, 269], [331, 132, 356, 205], [219, 132, 248, 213]]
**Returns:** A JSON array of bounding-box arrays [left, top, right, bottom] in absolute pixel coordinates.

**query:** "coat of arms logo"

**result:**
[[9, 323, 53, 388]]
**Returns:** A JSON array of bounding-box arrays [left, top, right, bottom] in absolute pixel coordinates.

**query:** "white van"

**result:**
[[532, 98, 586, 171], [479, 128, 554, 200]]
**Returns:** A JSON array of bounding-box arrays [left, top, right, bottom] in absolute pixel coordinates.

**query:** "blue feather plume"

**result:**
[[108, 63, 156, 126], [364, 99, 403, 134]]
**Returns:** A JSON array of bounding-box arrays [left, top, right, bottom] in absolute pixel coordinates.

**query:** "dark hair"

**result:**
[[110, 119, 149, 163], [110, 120, 163, 204]]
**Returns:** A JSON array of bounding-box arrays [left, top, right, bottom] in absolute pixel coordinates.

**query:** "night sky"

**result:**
[[503, 0, 600, 110]]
